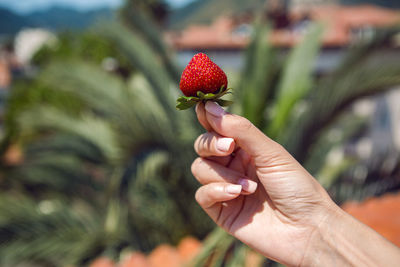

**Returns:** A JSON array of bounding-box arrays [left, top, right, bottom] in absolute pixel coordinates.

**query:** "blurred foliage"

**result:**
[[0, 1, 399, 266], [32, 31, 133, 78], [0, 7, 209, 267]]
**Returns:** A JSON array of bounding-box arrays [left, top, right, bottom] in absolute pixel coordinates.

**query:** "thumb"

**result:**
[[204, 101, 296, 171]]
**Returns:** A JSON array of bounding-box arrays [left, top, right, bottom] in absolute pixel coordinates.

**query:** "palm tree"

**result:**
[[0, 20, 214, 265]]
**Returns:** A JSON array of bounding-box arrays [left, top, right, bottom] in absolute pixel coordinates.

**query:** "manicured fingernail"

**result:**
[[205, 101, 226, 117], [238, 179, 258, 193], [217, 138, 234, 152], [225, 184, 242, 194]]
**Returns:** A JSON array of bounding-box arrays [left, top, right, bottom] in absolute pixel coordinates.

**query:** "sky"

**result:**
[[0, 0, 192, 14]]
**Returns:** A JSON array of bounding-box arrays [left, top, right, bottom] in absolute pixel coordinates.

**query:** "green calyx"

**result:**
[[176, 86, 233, 110]]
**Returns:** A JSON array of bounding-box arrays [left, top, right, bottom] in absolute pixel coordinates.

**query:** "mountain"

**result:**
[[168, 0, 265, 29], [0, 8, 31, 35], [0, 6, 115, 36], [168, 0, 400, 29], [340, 0, 400, 8], [26, 7, 114, 31]]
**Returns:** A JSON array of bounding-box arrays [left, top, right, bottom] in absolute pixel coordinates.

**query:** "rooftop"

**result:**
[[167, 4, 400, 50]]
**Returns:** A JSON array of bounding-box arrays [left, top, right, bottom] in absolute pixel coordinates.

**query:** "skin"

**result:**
[[191, 101, 400, 266]]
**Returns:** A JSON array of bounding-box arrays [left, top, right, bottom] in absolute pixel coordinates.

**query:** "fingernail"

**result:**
[[195, 103, 200, 114], [205, 101, 226, 117], [216, 138, 234, 152], [238, 179, 258, 193], [225, 184, 242, 194]]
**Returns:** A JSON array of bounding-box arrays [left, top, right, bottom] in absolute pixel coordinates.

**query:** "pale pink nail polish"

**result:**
[[205, 101, 226, 117], [226, 184, 242, 194], [217, 138, 234, 152], [238, 179, 258, 193]]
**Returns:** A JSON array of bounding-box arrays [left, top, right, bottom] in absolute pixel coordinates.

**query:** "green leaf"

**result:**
[[203, 93, 217, 99], [197, 91, 205, 98], [177, 96, 199, 102], [267, 23, 323, 138], [216, 99, 234, 107], [176, 87, 233, 111], [239, 23, 275, 127], [176, 100, 197, 110], [282, 27, 400, 162]]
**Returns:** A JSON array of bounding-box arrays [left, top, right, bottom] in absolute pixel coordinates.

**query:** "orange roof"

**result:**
[[342, 192, 400, 247], [167, 16, 248, 50], [120, 252, 149, 267], [89, 257, 115, 267], [167, 4, 400, 50]]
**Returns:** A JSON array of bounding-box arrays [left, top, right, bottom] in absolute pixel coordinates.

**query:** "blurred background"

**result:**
[[0, 0, 399, 266]]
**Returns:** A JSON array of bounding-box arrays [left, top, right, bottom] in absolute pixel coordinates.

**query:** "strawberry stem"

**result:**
[[176, 86, 233, 110]]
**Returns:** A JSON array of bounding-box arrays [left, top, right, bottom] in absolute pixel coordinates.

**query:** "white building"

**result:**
[[14, 28, 56, 65]]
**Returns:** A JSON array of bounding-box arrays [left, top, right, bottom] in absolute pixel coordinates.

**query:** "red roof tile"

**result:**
[[177, 236, 202, 262], [89, 257, 115, 267], [119, 252, 149, 267], [147, 244, 182, 267]]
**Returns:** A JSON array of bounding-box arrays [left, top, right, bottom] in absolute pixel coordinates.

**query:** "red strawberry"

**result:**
[[179, 53, 228, 97]]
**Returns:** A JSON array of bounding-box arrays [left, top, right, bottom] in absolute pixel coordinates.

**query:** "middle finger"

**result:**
[[194, 132, 235, 157], [191, 157, 258, 193]]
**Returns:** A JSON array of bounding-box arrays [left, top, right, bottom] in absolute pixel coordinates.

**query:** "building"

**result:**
[[290, 0, 338, 12], [167, 4, 399, 50], [14, 28, 56, 65]]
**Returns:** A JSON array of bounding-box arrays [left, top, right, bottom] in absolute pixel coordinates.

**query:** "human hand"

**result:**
[[191, 102, 337, 266]]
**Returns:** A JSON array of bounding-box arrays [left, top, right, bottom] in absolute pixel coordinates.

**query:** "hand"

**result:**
[[192, 102, 400, 266], [191, 102, 336, 266]]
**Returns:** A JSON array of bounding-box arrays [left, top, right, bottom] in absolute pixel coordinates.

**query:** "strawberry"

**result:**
[[179, 53, 228, 97], [176, 53, 232, 110]]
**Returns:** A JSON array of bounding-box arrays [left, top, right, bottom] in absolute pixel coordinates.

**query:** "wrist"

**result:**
[[300, 200, 341, 267], [301, 200, 400, 267]]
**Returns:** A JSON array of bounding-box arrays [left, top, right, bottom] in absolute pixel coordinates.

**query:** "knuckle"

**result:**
[[236, 117, 253, 131], [226, 115, 253, 132], [194, 133, 213, 155], [193, 135, 202, 153]]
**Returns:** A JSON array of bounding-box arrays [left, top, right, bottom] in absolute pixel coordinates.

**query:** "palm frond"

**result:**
[[40, 61, 129, 118], [25, 133, 107, 164], [268, 24, 323, 138], [305, 113, 368, 175], [100, 23, 178, 119], [17, 106, 121, 163], [237, 23, 276, 128], [283, 29, 400, 162], [0, 194, 102, 266], [330, 153, 400, 204], [119, 0, 181, 82]]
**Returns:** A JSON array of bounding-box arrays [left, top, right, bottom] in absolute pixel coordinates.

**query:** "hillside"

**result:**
[[168, 0, 400, 29], [0, 8, 30, 35], [0, 6, 115, 36], [341, 0, 400, 8], [168, 0, 265, 29]]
